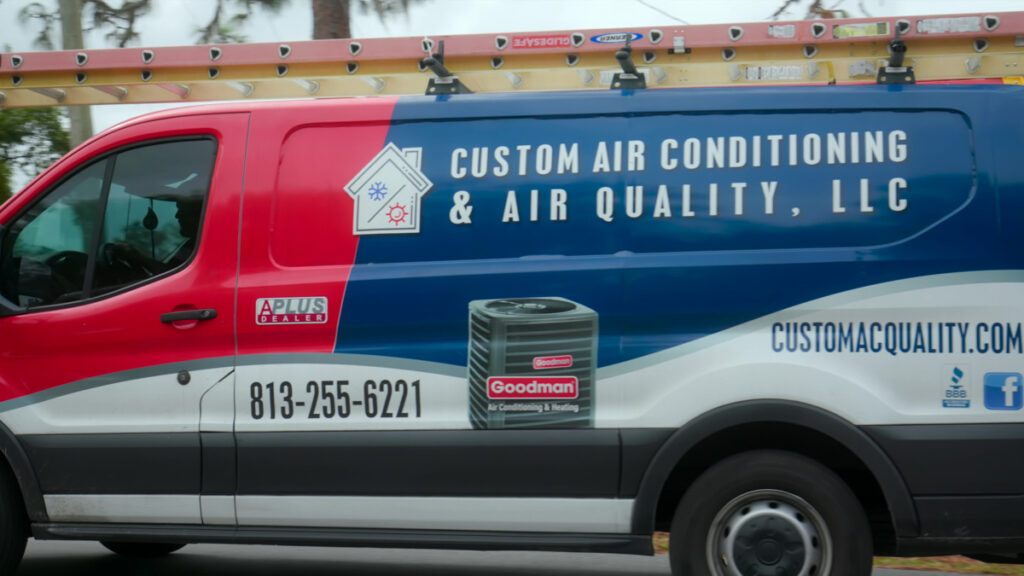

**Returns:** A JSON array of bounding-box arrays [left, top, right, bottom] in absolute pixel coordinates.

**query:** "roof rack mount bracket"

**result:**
[[420, 40, 473, 95], [877, 28, 916, 85], [611, 37, 647, 90]]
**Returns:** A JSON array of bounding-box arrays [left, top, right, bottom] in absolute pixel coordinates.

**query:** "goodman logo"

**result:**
[[487, 377, 579, 400], [533, 355, 574, 370], [257, 297, 328, 325]]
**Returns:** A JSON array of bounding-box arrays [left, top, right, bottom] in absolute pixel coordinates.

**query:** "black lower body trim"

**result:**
[[895, 536, 1024, 557], [863, 423, 1024, 496], [32, 523, 652, 555], [865, 423, 1024, 542], [914, 495, 1024, 539], [21, 433, 198, 494], [236, 429, 621, 497], [19, 428, 673, 499]]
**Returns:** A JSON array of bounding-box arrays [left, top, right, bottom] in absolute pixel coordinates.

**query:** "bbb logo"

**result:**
[[983, 372, 1023, 410]]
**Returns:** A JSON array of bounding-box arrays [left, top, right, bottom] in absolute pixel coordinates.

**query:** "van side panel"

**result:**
[[337, 106, 981, 370]]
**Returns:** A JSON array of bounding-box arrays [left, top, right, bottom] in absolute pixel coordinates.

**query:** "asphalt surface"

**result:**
[[16, 540, 961, 576]]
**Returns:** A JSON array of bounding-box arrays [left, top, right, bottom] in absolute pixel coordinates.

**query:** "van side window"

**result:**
[[0, 162, 106, 307], [0, 139, 216, 309], [92, 141, 214, 295]]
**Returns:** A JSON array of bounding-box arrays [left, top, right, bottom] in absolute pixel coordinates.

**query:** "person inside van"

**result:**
[[164, 197, 203, 268], [103, 196, 203, 277]]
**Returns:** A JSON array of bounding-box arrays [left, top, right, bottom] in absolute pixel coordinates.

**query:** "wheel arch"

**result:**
[[631, 400, 918, 549], [0, 418, 47, 523]]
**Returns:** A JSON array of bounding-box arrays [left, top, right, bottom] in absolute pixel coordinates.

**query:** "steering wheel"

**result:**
[[99, 243, 152, 286], [101, 243, 127, 268], [45, 250, 87, 268]]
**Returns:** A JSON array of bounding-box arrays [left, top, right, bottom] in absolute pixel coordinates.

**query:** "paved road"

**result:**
[[17, 540, 958, 576]]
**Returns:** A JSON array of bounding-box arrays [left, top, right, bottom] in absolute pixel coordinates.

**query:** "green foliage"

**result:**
[[19, 2, 61, 49], [196, 0, 290, 44], [87, 0, 154, 47], [0, 108, 71, 202], [771, 0, 854, 19], [356, 0, 411, 24], [0, 163, 12, 205], [20, 0, 154, 49], [22, 0, 291, 46]]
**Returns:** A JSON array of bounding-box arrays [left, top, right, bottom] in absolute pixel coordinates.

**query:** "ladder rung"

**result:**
[[2, 11, 1023, 107]]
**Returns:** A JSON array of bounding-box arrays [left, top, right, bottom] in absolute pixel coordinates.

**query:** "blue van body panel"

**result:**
[[335, 85, 1021, 367]]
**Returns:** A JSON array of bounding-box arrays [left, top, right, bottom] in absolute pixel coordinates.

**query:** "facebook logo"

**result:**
[[984, 373, 1023, 410]]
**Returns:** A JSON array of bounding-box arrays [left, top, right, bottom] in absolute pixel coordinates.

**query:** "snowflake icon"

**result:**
[[368, 181, 388, 201], [386, 202, 408, 225]]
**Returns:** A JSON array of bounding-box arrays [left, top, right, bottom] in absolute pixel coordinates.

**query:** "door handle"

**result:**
[[161, 308, 218, 324]]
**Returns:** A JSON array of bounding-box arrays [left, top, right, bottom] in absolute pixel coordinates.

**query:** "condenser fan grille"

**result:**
[[484, 298, 577, 315]]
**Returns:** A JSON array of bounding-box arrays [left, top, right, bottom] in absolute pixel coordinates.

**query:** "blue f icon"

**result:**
[[984, 373, 1023, 410]]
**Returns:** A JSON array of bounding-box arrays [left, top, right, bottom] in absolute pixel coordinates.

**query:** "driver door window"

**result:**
[[0, 139, 216, 309], [3, 162, 105, 307]]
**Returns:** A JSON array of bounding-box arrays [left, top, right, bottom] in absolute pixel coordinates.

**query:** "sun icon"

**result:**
[[386, 202, 408, 225]]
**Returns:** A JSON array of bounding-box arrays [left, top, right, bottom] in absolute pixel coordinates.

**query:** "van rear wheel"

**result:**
[[669, 450, 872, 576], [100, 541, 185, 558]]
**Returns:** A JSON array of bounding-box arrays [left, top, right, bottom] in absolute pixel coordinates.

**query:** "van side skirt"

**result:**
[[32, 523, 653, 555]]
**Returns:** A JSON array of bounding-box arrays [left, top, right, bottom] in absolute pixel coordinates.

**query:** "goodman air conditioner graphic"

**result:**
[[468, 297, 597, 429]]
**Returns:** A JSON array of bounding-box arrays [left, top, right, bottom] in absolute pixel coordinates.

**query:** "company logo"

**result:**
[[510, 35, 572, 49], [345, 143, 433, 235], [487, 377, 579, 399], [942, 366, 970, 408], [984, 372, 1023, 410], [533, 355, 573, 370], [256, 297, 328, 325], [590, 32, 643, 44]]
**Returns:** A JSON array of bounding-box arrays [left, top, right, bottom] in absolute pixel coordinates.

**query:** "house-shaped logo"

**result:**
[[344, 143, 433, 235]]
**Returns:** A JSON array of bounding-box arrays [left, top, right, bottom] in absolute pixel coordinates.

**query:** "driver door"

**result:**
[[0, 113, 247, 527]]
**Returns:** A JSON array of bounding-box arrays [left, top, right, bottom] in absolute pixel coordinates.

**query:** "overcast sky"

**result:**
[[1, 0, 1022, 160]]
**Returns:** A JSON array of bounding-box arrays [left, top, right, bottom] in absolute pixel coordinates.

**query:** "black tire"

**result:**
[[669, 450, 872, 576], [0, 465, 27, 575], [100, 541, 186, 558]]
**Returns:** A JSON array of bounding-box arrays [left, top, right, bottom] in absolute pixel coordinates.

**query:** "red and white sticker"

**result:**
[[533, 355, 574, 370], [510, 34, 572, 49], [487, 377, 579, 400], [256, 297, 328, 325]]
